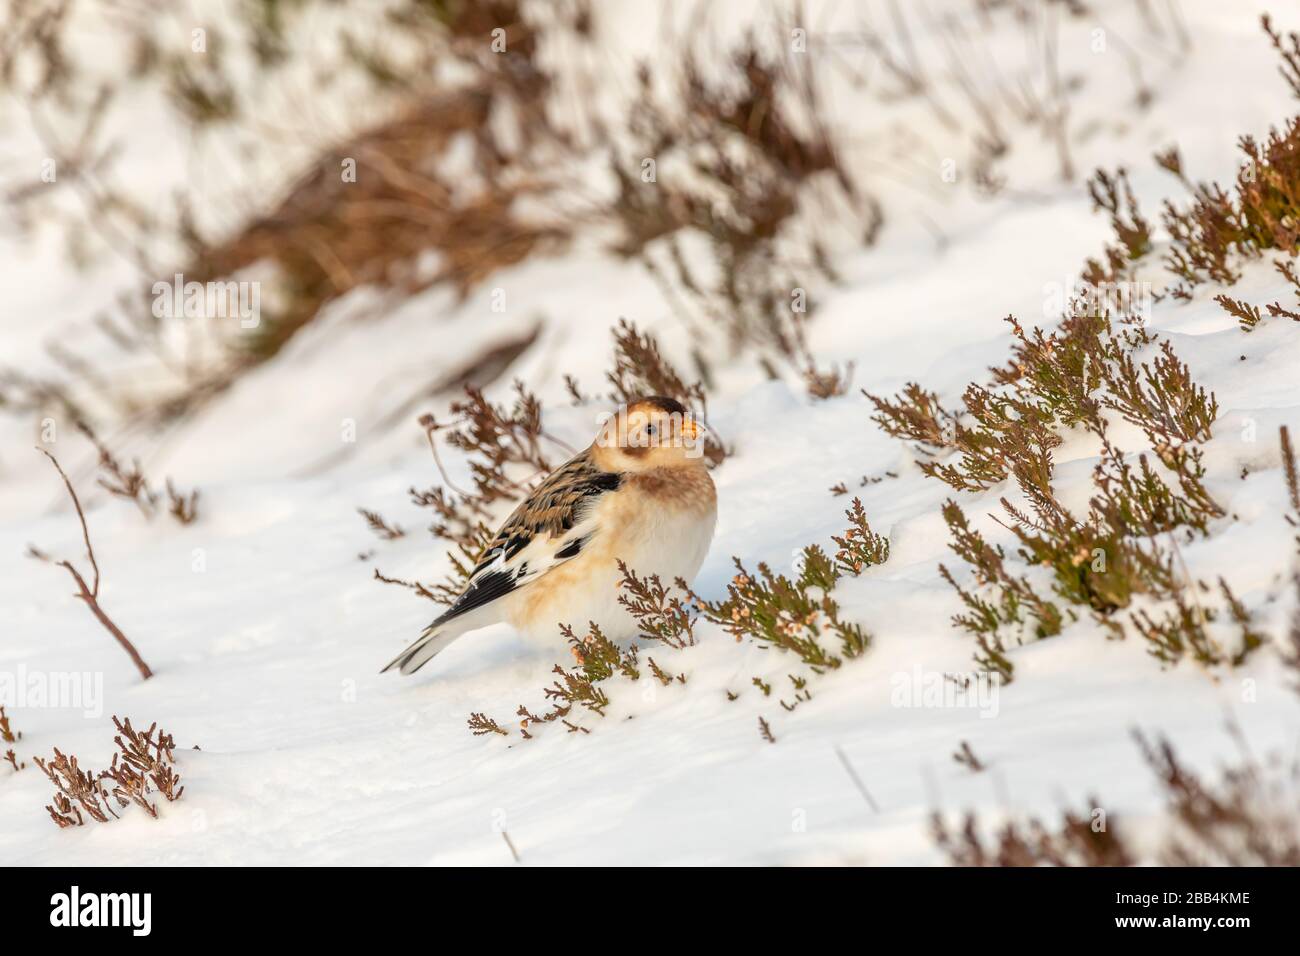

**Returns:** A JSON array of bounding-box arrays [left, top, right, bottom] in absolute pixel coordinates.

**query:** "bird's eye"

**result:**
[[646, 423, 657, 436]]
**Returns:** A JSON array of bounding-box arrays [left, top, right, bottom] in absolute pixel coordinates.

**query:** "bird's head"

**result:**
[[592, 396, 707, 472]]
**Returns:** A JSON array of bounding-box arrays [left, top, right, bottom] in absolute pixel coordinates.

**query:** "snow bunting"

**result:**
[[383, 396, 717, 675]]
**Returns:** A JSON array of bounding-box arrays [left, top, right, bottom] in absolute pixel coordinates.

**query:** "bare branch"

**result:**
[[36, 448, 153, 680]]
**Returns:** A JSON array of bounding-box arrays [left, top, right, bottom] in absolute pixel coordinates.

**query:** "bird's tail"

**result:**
[[381, 613, 478, 675]]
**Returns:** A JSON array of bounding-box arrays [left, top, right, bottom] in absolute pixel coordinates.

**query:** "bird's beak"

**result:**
[[681, 418, 700, 441]]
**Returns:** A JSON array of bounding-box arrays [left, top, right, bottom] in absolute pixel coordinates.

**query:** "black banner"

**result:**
[[1, 865, 1286, 942]]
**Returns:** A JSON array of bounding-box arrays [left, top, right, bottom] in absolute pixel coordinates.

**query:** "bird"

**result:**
[[383, 396, 717, 675]]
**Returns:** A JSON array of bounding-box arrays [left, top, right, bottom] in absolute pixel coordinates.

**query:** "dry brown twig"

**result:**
[[33, 448, 153, 680], [0, 705, 19, 745], [165, 478, 199, 525], [1263, 13, 1300, 99], [953, 740, 987, 772], [76, 421, 156, 518], [1281, 426, 1300, 517], [358, 507, 405, 540], [74, 421, 200, 524], [1281, 426, 1300, 688], [468, 712, 508, 736], [372, 567, 440, 602], [1, 706, 23, 772]]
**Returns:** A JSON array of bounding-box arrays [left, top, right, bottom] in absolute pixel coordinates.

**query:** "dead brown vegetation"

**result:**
[[1, 706, 23, 772], [606, 22, 876, 384], [34, 715, 185, 828], [31, 449, 153, 680], [103, 716, 185, 818], [934, 727, 1300, 866], [76, 422, 199, 525]]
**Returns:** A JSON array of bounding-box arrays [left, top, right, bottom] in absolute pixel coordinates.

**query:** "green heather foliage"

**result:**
[[465, 618, 648, 739], [832, 497, 891, 576], [1083, 19, 1300, 329], [1131, 578, 1266, 668], [871, 313, 1136, 494], [1214, 258, 1300, 331], [1082, 167, 1153, 285], [865, 382, 955, 451], [938, 500, 1062, 682], [465, 561, 707, 739], [524, 622, 639, 722], [690, 552, 868, 670], [1160, 109, 1300, 290], [1214, 293, 1264, 331], [873, 235, 1260, 674], [688, 498, 887, 670], [618, 560, 696, 649]]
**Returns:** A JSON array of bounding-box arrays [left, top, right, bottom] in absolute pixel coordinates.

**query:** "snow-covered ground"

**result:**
[[1, 0, 1297, 865]]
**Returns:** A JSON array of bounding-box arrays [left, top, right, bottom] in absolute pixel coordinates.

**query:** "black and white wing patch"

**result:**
[[426, 452, 620, 631]]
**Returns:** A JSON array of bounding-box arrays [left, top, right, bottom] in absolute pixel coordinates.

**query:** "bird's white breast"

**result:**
[[504, 467, 716, 643]]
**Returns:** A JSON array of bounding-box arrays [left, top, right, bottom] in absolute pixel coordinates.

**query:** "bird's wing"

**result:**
[[430, 449, 621, 628]]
